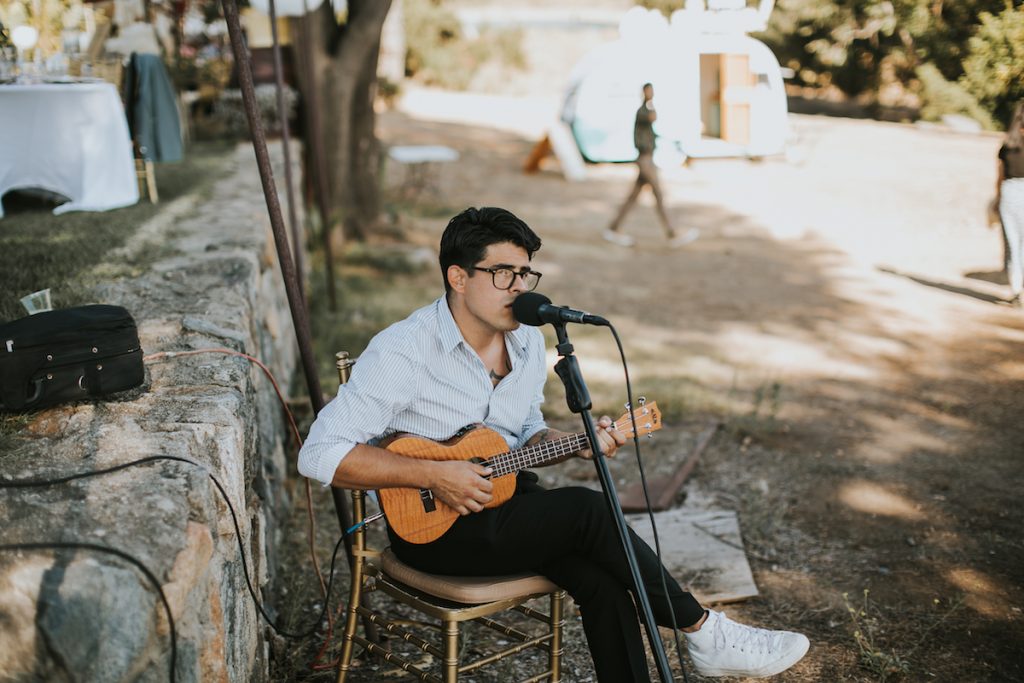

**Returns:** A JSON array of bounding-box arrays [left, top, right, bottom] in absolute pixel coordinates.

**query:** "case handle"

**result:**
[[24, 378, 44, 406]]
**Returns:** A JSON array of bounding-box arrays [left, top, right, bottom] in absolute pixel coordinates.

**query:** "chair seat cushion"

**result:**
[[380, 548, 560, 604]]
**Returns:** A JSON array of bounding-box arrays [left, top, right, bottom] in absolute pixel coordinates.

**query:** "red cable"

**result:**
[[144, 348, 339, 667]]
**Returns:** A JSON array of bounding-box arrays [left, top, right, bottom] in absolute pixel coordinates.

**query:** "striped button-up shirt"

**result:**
[[298, 296, 549, 486]]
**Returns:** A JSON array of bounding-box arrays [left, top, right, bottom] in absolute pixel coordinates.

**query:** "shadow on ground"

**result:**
[[274, 110, 1024, 682]]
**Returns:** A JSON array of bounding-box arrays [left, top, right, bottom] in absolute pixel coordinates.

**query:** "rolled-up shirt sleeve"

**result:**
[[298, 332, 420, 486]]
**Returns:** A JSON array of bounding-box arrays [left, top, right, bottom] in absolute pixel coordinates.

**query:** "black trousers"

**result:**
[[388, 476, 706, 683]]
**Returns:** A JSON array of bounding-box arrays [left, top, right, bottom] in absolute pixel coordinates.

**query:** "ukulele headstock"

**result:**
[[614, 398, 662, 438]]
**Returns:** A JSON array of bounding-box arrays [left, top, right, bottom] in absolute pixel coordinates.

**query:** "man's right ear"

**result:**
[[447, 265, 468, 293]]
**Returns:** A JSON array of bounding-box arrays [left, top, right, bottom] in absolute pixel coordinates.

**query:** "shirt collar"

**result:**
[[506, 323, 530, 359], [436, 295, 464, 353], [435, 295, 531, 359]]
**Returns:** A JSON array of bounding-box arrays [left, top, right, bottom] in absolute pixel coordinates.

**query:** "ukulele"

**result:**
[[378, 402, 662, 544]]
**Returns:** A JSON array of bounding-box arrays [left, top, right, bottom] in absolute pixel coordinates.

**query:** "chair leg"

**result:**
[[550, 591, 564, 682], [336, 558, 365, 683], [144, 160, 158, 202], [442, 618, 459, 683]]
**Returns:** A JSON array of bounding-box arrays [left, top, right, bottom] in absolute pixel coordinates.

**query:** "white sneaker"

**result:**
[[602, 230, 636, 247], [667, 228, 700, 248], [685, 609, 810, 678]]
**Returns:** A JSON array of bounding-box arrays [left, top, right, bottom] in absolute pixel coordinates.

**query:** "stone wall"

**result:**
[[0, 144, 300, 682]]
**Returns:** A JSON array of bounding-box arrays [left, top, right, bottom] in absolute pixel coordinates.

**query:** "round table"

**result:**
[[0, 81, 139, 218]]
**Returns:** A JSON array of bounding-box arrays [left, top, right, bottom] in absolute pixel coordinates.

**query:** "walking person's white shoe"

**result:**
[[685, 609, 810, 678], [602, 230, 636, 247], [667, 228, 700, 248]]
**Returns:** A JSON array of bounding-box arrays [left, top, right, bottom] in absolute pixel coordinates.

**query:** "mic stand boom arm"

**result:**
[[551, 323, 674, 683]]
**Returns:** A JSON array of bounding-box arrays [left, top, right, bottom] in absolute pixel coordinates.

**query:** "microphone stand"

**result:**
[[551, 322, 674, 683]]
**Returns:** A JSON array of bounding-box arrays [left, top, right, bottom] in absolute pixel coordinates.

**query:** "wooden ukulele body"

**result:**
[[378, 426, 518, 544]]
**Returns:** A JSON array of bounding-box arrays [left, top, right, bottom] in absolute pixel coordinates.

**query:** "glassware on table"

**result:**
[[45, 53, 68, 77], [11, 25, 38, 83], [20, 289, 53, 315]]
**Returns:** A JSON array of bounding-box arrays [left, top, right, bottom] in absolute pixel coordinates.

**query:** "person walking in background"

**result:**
[[604, 83, 699, 249], [996, 101, 1024, 307]]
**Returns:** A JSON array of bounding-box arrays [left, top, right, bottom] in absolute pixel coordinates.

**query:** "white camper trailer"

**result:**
[[562, 1, 787, 165]]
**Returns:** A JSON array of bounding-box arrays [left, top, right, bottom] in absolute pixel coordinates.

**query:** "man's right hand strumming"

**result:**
[[429, 460, 494, 515]]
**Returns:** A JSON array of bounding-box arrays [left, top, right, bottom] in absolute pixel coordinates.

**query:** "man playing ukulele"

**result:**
[[299, 207, 809, 681]]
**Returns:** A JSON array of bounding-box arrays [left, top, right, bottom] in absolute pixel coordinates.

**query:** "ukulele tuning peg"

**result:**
[[624, 401, 631, 410], [638, 396, 647, 406]]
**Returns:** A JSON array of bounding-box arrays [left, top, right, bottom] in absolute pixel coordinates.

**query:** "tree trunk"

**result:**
[[292, 0, 391, 244]]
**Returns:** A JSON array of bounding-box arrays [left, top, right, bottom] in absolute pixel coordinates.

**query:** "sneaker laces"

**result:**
[[712, 613, 778, 654]]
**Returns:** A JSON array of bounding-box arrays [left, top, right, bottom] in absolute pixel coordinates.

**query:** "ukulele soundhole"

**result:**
[[419, 489, 436, 513]]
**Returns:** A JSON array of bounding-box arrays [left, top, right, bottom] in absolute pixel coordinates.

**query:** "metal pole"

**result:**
[[220, 0, 354, 554], [267, 0, 306, 300], [552, 324, 674, 682]]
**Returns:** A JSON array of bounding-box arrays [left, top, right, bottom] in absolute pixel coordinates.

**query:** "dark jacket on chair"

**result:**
[[123, 53, 183, 163]]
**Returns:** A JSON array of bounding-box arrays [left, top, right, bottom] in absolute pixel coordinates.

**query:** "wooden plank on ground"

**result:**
[[618, 421, 721, 512], [626, 508, 759, 605]]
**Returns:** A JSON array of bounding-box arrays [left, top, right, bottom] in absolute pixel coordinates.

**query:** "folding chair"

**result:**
[[334, 351, 567, 683]]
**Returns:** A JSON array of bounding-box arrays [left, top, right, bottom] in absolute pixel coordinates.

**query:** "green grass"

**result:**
[[307, 242, 440, 393], [0, 142, 235, 321], [843, 589, 964, 681]]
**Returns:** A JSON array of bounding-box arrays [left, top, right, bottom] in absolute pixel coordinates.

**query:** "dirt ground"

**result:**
[[360, 91, 1024, 683], [273, 90, 1023, 682]]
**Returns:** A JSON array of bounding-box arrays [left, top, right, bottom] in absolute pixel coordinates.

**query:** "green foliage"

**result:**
[[168, 55, 200, 91], [961, 5, 1024, 128], [761, 0, 1021, 126], [842, 590, 965, 682], [916, 63, 996, 129], [403, 0, 525, 90], [763, 0, 900, 94], [307, 244, 438, 392], [636, 0, 680, 17], [723, 378, 785, 446], [844, 590, 912, 680]]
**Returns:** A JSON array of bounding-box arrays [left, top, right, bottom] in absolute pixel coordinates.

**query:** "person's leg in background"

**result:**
[[605, 162, 645, 247], [999, 179, 1024, 305], [639, 153, 674, 238], [639, 153, 699, 248]]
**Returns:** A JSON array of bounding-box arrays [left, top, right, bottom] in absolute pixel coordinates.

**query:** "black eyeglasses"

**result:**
[[472, 266, 543, 291]]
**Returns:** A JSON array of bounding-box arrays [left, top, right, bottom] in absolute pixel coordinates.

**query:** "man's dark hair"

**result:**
[[439, 207, 542, 292]]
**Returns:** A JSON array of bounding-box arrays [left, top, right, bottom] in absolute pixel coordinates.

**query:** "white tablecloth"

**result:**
[[0, 82, 139, 218]]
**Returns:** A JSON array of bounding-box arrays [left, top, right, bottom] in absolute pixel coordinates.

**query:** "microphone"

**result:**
[[512, 292, 609, 327]]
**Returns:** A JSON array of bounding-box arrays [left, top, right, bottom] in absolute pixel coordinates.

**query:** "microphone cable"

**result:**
[[606, 322, 691, 683], [144, 347, 365, 670], [0, 539, 178, 683], [0, 454, 354, 681], [1, 346, 391, 678], [144, 348, 330, 603]]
